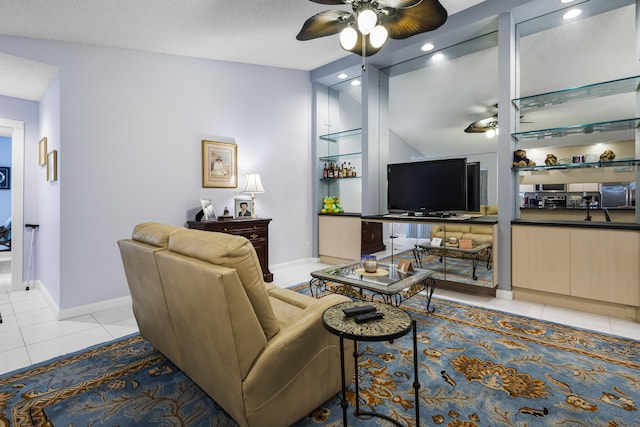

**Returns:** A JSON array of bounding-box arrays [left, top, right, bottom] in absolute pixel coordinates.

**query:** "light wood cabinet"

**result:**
[[318, 215, 361, 264], [570, 228, 640, 305], [512, 226, 571, 295], [512, 224, 640, 307], [567, 183, 599, 192]]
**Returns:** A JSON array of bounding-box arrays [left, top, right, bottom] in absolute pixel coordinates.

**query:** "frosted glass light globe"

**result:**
[[339, 27, 358, 50], [370, 25, 388, 48], [357, 9, 377, 35]]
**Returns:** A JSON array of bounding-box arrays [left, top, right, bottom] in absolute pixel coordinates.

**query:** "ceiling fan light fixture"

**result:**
[[357, 9, 377, 35], [486, 128, 496, 138], [339, 27, 358, 50], [370, 25, 388, 48]]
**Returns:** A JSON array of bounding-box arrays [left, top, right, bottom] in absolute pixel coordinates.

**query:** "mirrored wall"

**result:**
[[378, 32, 499, 214]]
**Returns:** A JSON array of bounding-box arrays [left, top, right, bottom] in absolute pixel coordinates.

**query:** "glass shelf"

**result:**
[[319, 151, 361, 162], [320, 177, 362, 182], [513, 158, 640, 172], [319, 128, 362, 142], [511, 118, 640, 143], [512, 75, 640, 111]]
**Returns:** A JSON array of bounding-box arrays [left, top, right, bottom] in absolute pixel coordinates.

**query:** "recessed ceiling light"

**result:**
[[351, 79, 361, 86], [560, 0, 575, 3], [563, 8, 582, 19], [432, 53, 445, 61], [421, 42, 435, 52], [337, 73, 348, 79]]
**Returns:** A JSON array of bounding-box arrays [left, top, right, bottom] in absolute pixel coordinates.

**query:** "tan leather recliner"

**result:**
[[118, 222, 354, 427]]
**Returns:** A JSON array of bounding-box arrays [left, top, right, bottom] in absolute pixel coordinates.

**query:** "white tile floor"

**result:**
[[1, 243, 639, 376]]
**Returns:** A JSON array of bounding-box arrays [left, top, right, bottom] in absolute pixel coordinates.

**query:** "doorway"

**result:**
[[0, 119, 24, 291]]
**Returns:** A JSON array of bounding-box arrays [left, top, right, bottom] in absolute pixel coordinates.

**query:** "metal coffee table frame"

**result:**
[[322, 301, 419, 427], [413, 242, 491, 280], [310, 262, 436, 311]]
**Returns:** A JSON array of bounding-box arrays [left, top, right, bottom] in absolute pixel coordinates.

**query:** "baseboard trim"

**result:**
[[35, 282, 132, 320], [57, 295, 133, 321], [271, 257, 321, 269]]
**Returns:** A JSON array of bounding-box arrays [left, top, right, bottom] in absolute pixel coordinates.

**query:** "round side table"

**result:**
[[322, 301, 419, 427]]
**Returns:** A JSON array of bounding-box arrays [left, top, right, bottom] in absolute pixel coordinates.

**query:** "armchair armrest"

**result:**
[[430, 225, 443, 240], [242, 293, 352, 406]]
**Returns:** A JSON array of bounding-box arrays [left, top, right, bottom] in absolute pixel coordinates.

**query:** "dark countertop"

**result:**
[[318, 212, 362, 217], [362, 214, 498, 225], [512, 219, 640, 231], [521, 206, 635, 211]]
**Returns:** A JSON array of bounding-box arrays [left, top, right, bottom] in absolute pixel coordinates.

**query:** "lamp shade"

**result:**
[[242, 173, 265, 193]]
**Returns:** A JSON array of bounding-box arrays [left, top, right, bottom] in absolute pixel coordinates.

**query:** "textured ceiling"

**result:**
[[0, 0, 485, 101]]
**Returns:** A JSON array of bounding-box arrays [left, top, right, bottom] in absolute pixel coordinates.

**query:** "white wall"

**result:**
[[0, 36, 314, 312]]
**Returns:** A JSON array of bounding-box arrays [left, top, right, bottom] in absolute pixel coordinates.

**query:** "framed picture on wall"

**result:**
[[47, 150, 58, 182], [38, 137, 47, 166], [202, 140, 237, 188], [0, 166, 10, 190]]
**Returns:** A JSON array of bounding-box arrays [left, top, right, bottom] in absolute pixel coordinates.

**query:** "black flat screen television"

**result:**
[[387, 158, 468, 213], [467, 161, 481, 212]]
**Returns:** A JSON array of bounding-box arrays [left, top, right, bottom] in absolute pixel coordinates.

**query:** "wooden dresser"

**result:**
[[187, 218, 273, 282]]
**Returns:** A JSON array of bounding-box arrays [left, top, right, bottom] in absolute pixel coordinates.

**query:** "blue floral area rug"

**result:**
[[1, 289, 638, 426]]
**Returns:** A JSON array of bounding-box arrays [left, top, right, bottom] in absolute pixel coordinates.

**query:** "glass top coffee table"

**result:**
[[310, 261, 436, 311]]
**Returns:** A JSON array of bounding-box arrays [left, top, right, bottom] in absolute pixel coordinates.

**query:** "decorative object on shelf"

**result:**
[[202, 140, 237, 188], [599, 149, 616, 161], [46, 150, 57, 182], [241, 173, 264, 218], [363, 257, 378, 273], [38, 137, 47, 166], [0, 166, 9, 190], [218, 206, 233, 221], [296, 0, 447, 58], [234, 197, 252, 217], [199, 199, 215, 221], [513, 149, 536, 167], [545, 154, 559, 165], [321, 196, 344, 214]]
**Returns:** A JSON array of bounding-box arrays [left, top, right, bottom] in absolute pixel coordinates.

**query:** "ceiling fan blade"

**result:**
[[464, 116, 497, 133], [377, 0, 423, 8], [296, 10, 352, 41], [381, 0, 448, 40], [309, 0, 351, 4]]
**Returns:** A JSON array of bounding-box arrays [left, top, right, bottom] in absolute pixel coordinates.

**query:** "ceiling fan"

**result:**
[[464, 104, 533, 137], [296, 0, 448, 57]]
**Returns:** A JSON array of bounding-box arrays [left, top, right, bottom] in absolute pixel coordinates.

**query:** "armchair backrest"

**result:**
[[156, 229, 272, 425], [117, 222, 183, 367], [167, 228, 280, 339]]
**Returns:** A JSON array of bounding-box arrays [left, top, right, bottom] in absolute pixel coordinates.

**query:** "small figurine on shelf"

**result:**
[[599, 149, 616, 161], [513, 149, 536, 167], [321, 196, 344, 214], [545, 154, 559, 165]]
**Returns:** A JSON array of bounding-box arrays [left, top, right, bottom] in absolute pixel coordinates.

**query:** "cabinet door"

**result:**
[[319, 216, 361, 262], [512, 226, 571, 294], [570, 229, 640, 305]]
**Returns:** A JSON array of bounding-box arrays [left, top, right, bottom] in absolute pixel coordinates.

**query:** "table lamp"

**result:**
[[242, 173, 264, 218]]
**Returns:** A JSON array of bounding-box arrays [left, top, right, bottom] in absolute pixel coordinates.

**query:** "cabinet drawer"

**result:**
[[222, 226, 266, 240]]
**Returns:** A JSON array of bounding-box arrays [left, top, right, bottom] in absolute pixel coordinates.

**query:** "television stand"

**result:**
[[426, 212, 456, 218]]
